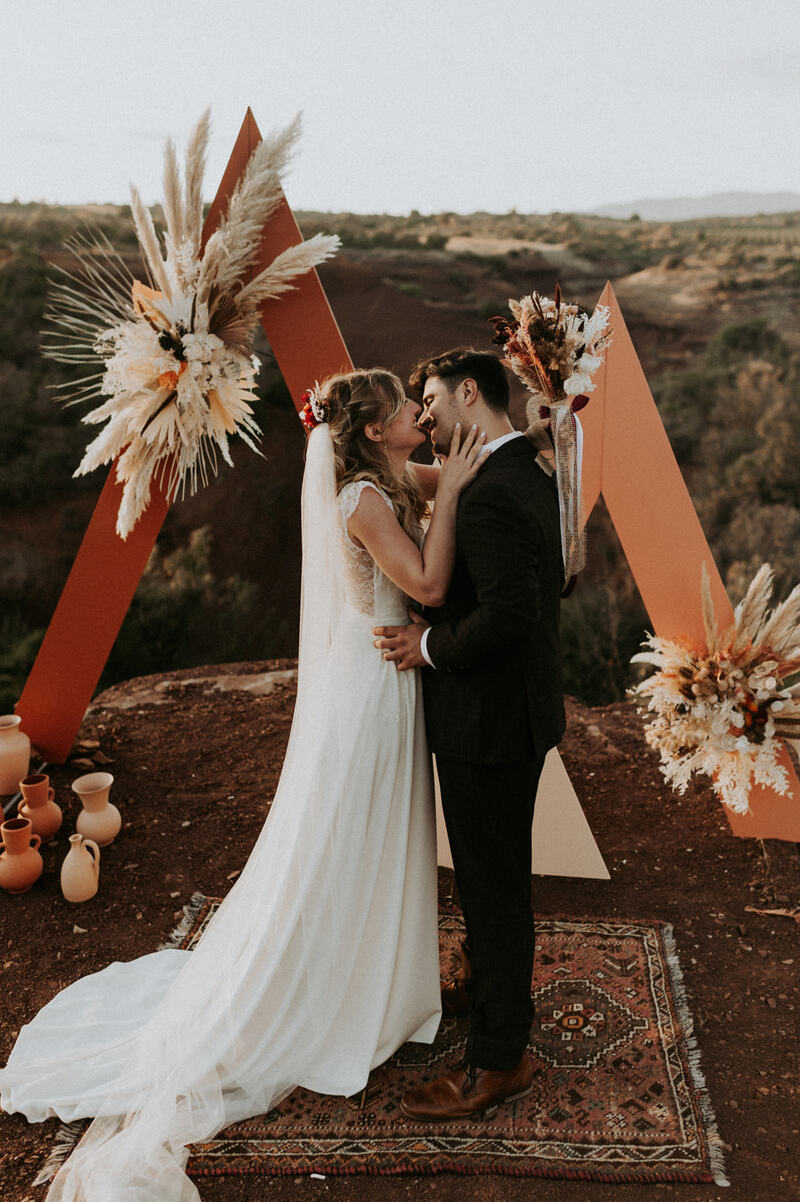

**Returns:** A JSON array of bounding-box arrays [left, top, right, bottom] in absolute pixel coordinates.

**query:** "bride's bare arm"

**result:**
[[347, 425, 487, 607], [408, 462, 440, 501]]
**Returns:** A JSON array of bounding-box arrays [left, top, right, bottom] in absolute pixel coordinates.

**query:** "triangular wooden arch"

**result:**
[[15, 114, 796, 847], [583, 285, 800, 841]]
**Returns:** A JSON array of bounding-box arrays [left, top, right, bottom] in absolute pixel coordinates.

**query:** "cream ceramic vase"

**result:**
[[18, 773, 63, 842], [0, 816, 43, 894], [61, 833, 100, 902], [72, 772, 121, 847], [0, 715, 31, 795]]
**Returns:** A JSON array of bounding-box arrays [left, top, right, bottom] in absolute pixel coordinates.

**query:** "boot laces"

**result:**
[[459, 1057, 477, 1095]]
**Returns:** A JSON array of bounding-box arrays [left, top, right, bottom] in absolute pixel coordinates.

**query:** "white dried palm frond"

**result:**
[[183, 108, 210, 258], [130, 186, 171, 298], [730, 562, 774, 655], [42, 228, 134, 403], [206, 292, 253, 355], [48, 228, 133, 331], [235, 234, 340, 315], [199, 114, 301, 298]]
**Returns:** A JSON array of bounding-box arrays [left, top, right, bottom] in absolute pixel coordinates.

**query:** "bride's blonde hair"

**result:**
[[320, 368, 427, 537]]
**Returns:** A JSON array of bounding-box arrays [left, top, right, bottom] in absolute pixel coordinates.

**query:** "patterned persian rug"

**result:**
[[38, 894, 728, 1187]]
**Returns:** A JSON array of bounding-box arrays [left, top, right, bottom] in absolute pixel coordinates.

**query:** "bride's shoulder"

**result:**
[[338, 478, 392, 518]]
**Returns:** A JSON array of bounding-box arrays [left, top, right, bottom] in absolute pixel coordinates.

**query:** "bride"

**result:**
[[0, 367, 487, 1201]]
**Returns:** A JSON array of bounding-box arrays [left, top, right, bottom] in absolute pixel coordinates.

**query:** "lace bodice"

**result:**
[[338, 480, 410, 621]]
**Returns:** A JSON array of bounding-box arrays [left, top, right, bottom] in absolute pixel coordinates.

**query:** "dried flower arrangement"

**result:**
[[631, 564, 800, 813], [45, 111, 339, 538], [490, 285, 611, 408], [489, 285, 611, 585]]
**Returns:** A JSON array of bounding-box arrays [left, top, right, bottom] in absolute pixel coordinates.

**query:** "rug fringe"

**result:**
[[662, 923, 730, 1187], [158, 891, 210, 950], [32, 1119, 86, 1186]]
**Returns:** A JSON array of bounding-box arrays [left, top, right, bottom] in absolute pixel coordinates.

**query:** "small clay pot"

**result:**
[[60, 833, 101, 903], [0, 715, 30, 795], [0, 816, 43, 894], [72, 772, 121, 847], [18, 773, 63, 843]]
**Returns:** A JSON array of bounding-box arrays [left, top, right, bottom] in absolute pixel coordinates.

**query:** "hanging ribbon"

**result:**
[[525, 394, 588, 594]]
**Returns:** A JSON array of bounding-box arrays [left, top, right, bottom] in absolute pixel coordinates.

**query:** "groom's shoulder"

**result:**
[[459, 440, 558, 531], [467, 437, 548, 499]]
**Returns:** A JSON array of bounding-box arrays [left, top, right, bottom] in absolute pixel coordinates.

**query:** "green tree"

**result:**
[[103, 527, 276, 687]]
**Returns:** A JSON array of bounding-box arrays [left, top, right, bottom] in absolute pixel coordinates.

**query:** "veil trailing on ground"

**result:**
[[3, 423, 419, 1202]]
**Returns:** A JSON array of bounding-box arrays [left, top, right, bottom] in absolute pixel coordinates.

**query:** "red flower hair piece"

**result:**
[[298, 383, 327, 433]]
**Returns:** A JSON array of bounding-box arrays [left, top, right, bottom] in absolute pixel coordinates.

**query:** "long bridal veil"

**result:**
[[2, 424, 441, 1201]]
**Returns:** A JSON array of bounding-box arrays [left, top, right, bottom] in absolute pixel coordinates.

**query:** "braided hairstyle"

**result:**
[[320, 368, 427, 538]]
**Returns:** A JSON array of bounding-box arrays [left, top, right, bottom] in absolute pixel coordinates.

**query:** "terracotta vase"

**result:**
[[72, 772, 121, 847], [0, 816, 43, 894], [0, 715, 31, 795], [60, 833, 101, 902], [18, 773, 63, 843]]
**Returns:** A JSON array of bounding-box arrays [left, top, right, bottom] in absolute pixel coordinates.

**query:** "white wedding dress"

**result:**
[[0, 425, 441, 1201]]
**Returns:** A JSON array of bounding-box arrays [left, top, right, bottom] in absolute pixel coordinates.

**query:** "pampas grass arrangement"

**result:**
[[45, 110, 339, 538], [631, 564, 800, 813]]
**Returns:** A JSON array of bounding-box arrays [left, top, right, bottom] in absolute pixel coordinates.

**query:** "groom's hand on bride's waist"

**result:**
[[374, 609, 430, 671]]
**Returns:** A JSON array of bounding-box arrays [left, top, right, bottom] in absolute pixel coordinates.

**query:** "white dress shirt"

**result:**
[[419, 430, 524, 668]]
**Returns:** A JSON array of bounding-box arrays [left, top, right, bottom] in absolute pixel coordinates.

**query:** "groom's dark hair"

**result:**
[[409, 347, 510, 414]]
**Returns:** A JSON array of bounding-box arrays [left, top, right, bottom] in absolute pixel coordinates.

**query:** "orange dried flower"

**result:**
[[157, 361, 187, 391]]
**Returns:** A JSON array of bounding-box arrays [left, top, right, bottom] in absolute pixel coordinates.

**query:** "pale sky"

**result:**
[[2, 0, 798, 214]]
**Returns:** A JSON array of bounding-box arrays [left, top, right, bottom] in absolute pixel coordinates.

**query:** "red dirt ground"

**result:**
[[1, 663, 798, 1201]]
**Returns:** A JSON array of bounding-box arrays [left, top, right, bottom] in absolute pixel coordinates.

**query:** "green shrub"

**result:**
[[0, 622, 45, 715], [705, 318, 789, 366], [102, 527, 274, 687], [560, 582, 648, 707], [0, 252, 47, 365], [393, 281, 424, 299], [475, 296, 507, 320], [653, 367, 726, 464]]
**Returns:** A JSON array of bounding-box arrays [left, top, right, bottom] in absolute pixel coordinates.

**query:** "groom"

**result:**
[[374, 347, 565, 1119]]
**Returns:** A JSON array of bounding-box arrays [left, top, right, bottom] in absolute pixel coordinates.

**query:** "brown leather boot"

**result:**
[[400, 1055, 533, 1121], [440, 939, 471, 1018]]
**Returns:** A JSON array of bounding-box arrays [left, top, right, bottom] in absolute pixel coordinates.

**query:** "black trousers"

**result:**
[[436, 753, 545, 1071]]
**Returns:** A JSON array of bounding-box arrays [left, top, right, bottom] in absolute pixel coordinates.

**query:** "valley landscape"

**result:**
[[1, 199, 799, 710]]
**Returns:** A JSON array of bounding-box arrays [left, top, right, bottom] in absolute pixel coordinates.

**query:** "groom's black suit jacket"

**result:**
[[422, 436, 565, 764]]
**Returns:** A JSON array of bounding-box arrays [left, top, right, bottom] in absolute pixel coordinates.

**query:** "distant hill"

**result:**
[[589, 192, 800, 221]]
